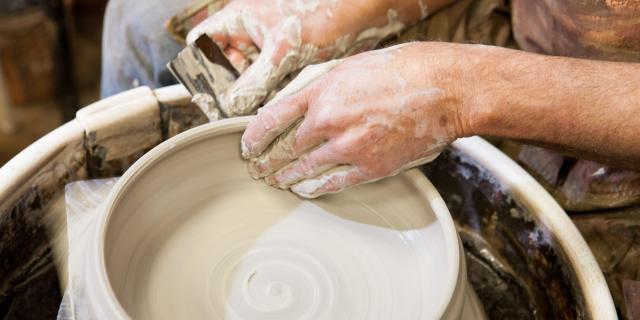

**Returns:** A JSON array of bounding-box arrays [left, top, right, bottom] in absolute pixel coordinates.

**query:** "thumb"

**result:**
[[219, 16, 313, 117]]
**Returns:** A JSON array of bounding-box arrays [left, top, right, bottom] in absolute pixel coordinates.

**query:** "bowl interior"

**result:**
[[103, 121, 458, 319]]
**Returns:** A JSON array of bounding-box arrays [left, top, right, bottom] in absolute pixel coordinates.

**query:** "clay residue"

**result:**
[[191, 93, 221, 121], [242, 59, 342, 159], [220, 8, 407, 117]]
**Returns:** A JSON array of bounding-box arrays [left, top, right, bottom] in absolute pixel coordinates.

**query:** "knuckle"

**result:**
[[255, 107, 279, 131], [331, 135, 360, 158], [297, 155, 318, 176], [277, 138, 296, 158], [331, 136, 350, 150], [283, 94, 305, 111], [311, 108, 337, 131], [266, 94, 298, 112], [294, 120, 315, 141]]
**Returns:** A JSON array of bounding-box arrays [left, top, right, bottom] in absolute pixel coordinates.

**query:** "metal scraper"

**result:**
[[167, 34, 240, 120]]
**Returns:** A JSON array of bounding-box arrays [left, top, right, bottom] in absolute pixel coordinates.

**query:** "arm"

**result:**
[[186, 0, 458, 116], [241, 42, 640, 198], [467, 49, 640, 169]]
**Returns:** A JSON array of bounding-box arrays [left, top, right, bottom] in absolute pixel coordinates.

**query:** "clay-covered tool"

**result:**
[[167, 34, 239, 120]]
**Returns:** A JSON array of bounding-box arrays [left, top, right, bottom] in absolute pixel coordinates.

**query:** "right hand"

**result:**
[[240, 42, 479, 198], [186, 0, 425, 116]]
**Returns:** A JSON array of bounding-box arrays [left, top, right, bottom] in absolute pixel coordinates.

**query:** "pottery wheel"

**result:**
[[101, 121, 456, 320]]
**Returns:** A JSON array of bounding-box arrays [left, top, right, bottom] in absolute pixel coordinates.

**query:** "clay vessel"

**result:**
[[82, 117, 485, 319]]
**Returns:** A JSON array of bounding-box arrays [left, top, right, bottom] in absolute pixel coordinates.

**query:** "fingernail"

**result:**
[[264, 175, 288, 189], [266, 172, 293, 189], [291, 179, 324, 198], [241, 139, 251, 158], [247, 159, 263, 179], [264, 175, 278, 187], [291, 188, 321, 199]]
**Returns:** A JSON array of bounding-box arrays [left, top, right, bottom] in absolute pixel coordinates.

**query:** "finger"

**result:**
[[264, 142, 343, 189], [218, 52, 277, 116], [248, 121, 324, 178], [228, 37, 259, 63], [240, 59, 342, 157], [219, 16, 304, 116], [225, 48, 250, 73], [290, 166, 370, 198], [241, 94, 308, 158]]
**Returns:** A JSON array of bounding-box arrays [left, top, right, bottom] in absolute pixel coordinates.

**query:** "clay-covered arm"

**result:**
[[240, 42, 640, 198], [465, 47, 640, 170], [186, 0, 458, 117]]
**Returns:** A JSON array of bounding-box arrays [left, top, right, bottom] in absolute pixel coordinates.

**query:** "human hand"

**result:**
[[186, 0, 428, 117], [240, 42, 478, 198]]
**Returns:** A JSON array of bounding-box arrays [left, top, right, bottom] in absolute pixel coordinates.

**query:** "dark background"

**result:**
[[0, 0, 108, 165]]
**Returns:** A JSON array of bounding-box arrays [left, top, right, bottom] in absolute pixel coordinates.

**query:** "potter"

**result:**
[[108, 0, 640, 201], [184, 0, 438, 116], [93, 0, 640, 317]]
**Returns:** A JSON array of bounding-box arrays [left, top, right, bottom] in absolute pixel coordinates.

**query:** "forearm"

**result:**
[[467, 47, 640, 169]]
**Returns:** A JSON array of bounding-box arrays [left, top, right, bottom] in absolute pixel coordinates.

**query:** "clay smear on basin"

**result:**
[[103, 123, 453, 319]]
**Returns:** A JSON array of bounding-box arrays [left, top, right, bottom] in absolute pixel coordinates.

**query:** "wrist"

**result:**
[[442, 44, 496, 139], [460, 46, 543, 139], [463, 47, 579, 143]]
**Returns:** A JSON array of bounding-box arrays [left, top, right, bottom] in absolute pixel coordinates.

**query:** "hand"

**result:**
[[241, 42, 478, 198], [186, 0, 429, 117]]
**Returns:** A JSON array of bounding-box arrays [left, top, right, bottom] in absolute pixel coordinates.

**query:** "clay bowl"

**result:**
[[83, 117, 483, 319]]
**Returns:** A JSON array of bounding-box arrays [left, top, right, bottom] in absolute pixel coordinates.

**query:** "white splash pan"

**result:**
[[83, 116, 484, 319]]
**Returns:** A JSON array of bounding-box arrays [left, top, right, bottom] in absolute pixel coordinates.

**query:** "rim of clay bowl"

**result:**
[[86, 116, 463, 319]]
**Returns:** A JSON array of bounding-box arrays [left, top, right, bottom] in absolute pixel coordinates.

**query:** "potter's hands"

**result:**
[[186, 0, 428, 117], [241, 43, 476, 198]]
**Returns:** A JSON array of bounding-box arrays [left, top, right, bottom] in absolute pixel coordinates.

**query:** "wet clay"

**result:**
[[100, 120, 459, 319], [187, 4, 408, 116]]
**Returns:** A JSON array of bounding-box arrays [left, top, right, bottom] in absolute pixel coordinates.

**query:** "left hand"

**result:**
[[185, 0, 424, 116], [241, 42, 478, 198]]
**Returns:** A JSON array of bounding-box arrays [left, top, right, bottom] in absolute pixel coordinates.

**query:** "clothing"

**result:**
[[507, 0, 640, 212], [512, 0, 640, 62], [101, 0, 640, 94], [99, 0, 192, 97]]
